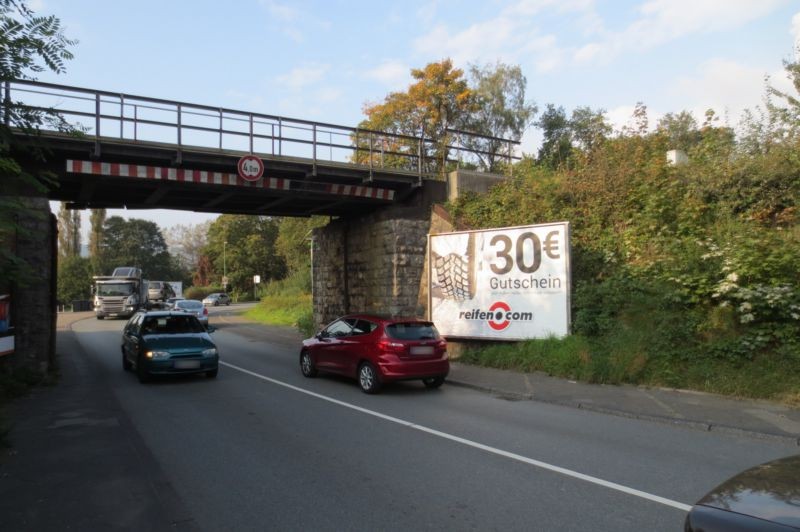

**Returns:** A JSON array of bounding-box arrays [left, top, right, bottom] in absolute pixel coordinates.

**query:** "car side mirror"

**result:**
[[316, 330, 327, 340]]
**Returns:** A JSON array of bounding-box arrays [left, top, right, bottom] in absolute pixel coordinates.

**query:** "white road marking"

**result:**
[[221, 361, 693, 513]]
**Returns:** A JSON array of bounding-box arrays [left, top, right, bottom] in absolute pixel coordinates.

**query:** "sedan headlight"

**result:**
[[202, 347, 218, 356], [146, 350, 170, 359]]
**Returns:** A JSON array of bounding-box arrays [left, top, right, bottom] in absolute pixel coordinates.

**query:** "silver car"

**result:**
[[173, 299, 208, 327], [202, 293, 231, 306]]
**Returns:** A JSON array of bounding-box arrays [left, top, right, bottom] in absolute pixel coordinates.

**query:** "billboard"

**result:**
[[429, 222, 571, 340]]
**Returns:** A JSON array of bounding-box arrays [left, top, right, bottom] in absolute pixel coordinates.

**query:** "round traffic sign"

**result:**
[[237, 155, 264, 181]]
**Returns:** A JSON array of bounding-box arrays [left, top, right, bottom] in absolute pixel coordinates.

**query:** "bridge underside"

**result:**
[[17, 133, 426, 218]]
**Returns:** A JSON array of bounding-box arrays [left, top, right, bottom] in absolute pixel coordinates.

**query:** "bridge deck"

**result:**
[[4, 80, 518, 217]]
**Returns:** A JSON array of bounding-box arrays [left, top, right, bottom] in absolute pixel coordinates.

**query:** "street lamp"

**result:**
[[223, 240, 227, 290]]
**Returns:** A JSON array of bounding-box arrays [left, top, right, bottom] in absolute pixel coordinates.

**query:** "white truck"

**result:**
[[92, 267, 148, 320]]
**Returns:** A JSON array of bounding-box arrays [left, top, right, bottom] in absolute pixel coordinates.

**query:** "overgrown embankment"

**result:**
[[451, 108, 800, 404], [245, 269, 315, 338]]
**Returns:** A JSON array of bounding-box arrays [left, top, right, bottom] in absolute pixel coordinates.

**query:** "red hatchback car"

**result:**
[[300, 314, 449, 393]]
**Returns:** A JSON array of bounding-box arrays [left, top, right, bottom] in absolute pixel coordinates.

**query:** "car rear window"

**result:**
[[177, 301, 203, 310], [385, 322, 440, 340]]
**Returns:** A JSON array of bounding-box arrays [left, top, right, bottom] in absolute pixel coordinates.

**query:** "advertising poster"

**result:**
[[0, 294, 13, 356], [429, 222, 571, 340]]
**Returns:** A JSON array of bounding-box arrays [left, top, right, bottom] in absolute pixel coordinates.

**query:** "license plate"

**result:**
[[410, 346, 434, 355], [174, 360, 200, 369]]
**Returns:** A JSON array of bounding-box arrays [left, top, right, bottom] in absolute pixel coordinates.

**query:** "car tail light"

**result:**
[[378, 339, 406, 354], [203, 307, 208, 316]]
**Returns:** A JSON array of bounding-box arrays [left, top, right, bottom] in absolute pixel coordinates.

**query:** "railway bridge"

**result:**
[[2, 80, 517, 372]]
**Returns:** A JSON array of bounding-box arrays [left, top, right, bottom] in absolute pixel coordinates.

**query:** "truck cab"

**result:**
[[93, 267, 148, 319]]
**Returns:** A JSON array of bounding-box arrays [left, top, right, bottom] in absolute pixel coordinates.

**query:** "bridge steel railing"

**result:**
[[1, 80, 521, 178]]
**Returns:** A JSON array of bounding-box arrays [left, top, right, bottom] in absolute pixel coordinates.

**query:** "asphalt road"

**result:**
[[70, 307, 798, 531]]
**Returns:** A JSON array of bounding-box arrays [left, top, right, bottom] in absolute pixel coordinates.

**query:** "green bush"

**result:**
[[244, 268, 313, 334]]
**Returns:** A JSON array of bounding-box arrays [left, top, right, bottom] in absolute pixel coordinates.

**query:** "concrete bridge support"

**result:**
[[0, 197, 57, 377], [311, 171, 507, 330], [311, 182, 447, 328]]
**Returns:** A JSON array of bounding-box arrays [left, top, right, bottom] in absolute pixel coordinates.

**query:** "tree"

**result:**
[[56, 202, 81, 258], [205, 215, 286, 294], [358, 59, 472, 174], [656, 111, 700, 151], [99, 216, 178, 279], [536, 104, 572, 169], [164, 220, 212, 272], [275, 216, 327, 273], [56, 255, 91, 305], [88, 208, 105, 264], [569, 106, 612, 153], [0, 0, 75, 287], [457, 62, 537, 172]]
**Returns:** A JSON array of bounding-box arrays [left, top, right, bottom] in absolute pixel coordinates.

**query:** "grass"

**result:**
[[459, 333, 800, 405], [244, 269, 316, 337]]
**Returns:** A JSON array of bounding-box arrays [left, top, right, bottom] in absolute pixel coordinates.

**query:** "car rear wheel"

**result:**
[[300, 351, 317, 378], [422, 376, 445, 389], [358, 362, 381, 394]]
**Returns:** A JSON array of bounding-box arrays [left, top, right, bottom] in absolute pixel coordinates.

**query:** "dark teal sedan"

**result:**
[[121, 311, 219, 382]]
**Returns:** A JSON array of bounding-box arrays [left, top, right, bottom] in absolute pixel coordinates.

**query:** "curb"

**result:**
[[446, 379, 800, 447]]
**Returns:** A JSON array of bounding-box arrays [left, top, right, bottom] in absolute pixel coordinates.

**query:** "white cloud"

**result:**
[[316, 87, 343, 103], [276, 64, 330, 89], [260, 0, 299, 21], [417, 1, 439, 26], [670, 58, 791, 125], [792, 11, 800, 58], [363, 60, 410, 90], [576, 0, 789, 64], [28, 0, 46, 11], [283, 27, 304, 43], [412, 0, 598, 70]]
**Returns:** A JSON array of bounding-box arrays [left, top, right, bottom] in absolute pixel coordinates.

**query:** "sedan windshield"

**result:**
[[142, 315, 205, 335], [96, 283, 135, 296], [176, 301, 203, 310]]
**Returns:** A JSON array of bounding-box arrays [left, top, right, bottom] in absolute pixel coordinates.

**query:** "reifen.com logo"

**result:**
[[457, 301, 533, 331]]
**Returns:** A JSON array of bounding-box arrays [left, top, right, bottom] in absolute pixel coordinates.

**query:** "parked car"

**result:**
[[164, 296, 185, 310], [173, 299, 208, 328], [684, 454, 800, 531], [300, 314, 448, 394], [121, 310, 219, 382], [203, 292, 231, 306]]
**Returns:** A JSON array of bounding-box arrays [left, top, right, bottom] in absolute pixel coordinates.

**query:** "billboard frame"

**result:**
[[428, 221, 571, 341]]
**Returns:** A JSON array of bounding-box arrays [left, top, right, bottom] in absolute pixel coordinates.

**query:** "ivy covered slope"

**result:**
[[451, 64, 800, 404]]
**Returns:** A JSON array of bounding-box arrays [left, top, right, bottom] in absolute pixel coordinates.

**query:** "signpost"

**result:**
[[253, 275, 260, 301], [237, 155, 264, 181], [429, 222, 571, 340]]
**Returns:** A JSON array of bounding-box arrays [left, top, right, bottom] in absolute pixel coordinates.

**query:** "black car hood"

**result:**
[[697, 454, 800, 528]]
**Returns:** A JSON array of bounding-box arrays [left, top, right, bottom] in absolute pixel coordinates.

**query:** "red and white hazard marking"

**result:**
[[66, 160, 395, 201]]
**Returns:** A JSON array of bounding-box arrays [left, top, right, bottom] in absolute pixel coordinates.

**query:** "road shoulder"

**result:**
[[0, 314, 198, 531]]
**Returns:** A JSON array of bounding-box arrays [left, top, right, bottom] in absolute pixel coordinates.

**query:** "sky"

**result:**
[[31, 0, 800, 243]]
